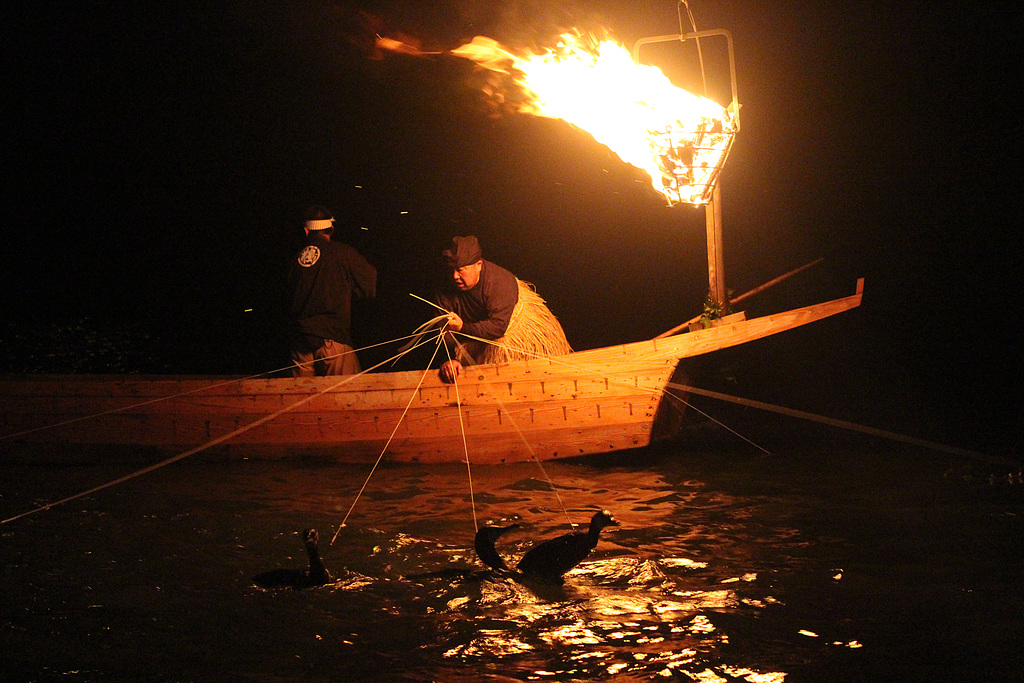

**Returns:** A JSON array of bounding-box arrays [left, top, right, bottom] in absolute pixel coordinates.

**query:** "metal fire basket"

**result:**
[[634, 29, 740, 205]]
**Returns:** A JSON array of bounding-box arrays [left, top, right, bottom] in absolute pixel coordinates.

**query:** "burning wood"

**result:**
[[378, 32, 737, 205]]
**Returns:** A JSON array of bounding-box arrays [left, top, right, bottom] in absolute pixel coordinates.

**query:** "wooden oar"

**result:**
[[656, 257, 824, 339], [667, 382, 1020, 468]]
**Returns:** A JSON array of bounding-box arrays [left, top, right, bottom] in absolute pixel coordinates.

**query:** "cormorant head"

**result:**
[[590, 510, 619, 531]]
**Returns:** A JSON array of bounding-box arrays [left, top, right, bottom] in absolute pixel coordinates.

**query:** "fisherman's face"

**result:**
[[452, 260, 483, 290]]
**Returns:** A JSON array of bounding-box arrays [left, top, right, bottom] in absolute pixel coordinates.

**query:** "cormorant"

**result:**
[[516, 510, 619, 584], [304, 528, 331, 585], [473, 511, 619, 584], [252, 528, 332, 589]]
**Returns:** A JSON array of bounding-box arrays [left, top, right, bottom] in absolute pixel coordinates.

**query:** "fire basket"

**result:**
[[634, 28, 740, 206]]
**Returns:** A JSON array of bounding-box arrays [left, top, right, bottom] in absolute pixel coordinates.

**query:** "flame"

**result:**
[[374, 36, 440, 58], [450, 34, 738, 205]]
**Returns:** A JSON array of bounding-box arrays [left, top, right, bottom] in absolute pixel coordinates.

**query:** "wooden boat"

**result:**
[[1, 28, 865, 466], [0, 279, 862, 464]]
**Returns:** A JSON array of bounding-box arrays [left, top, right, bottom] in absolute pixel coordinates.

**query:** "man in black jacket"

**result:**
[[287, 205, 376, 376], [434, 235, 571, 383]]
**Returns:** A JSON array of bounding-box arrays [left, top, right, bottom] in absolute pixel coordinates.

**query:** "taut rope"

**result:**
[[330, 328, 449, 544]]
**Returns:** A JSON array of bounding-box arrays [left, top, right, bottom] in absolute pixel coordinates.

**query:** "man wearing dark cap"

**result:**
[[287, 205, 377, 376], [434, 235, 571, 382]]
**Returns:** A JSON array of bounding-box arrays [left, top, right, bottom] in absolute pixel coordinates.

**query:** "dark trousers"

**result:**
[[290, 339, 360, 377]]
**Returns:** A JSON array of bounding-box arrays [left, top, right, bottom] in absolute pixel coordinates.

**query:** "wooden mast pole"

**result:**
[[705, 184, 726, 307]]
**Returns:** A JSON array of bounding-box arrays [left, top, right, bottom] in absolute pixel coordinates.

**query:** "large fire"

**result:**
[[381, 32, 738, 205]]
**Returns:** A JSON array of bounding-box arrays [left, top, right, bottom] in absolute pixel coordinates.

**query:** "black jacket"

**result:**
[[287, 233, 376, 349]]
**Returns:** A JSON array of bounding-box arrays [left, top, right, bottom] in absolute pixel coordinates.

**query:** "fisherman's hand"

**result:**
[[446, 313, 464, 333], [439, 360, 464, 383]]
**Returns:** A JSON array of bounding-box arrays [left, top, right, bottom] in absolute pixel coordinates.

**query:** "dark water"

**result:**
[[2, 431, 1023, 682]]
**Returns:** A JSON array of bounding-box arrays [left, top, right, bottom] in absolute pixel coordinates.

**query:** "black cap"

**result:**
[[442, 235, 483, 268]]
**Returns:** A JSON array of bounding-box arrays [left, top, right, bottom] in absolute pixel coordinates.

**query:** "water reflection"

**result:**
[[3, 446, 1021, 681], [255, 459, 797, 681]]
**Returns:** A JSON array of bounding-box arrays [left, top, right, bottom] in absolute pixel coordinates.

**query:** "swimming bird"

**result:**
[[303, 528, 331, 585], [515, 510, 619, 584], [473, 523, 520, 570], [252, 528, 332, 589]]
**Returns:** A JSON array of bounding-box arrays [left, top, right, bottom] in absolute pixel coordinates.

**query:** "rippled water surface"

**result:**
[[2, 433, 1023, 681]]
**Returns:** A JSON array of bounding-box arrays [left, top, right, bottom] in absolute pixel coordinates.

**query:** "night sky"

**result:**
[[3, 1, 1019, 454]]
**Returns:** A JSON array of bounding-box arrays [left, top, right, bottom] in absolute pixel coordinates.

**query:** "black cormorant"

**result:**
[[516, 510, 619, 584], [252, 528, 332, 589]]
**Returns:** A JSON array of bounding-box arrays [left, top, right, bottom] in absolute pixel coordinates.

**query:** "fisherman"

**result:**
[[434, 235, 571, 383], [286, 205, 377, 376]]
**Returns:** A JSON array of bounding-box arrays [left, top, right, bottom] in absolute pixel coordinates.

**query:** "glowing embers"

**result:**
[[451, 34, 737, 205], [648, 116, 735, 204]]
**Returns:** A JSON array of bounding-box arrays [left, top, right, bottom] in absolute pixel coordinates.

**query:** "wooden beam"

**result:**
[[705, 184, 726, 307]]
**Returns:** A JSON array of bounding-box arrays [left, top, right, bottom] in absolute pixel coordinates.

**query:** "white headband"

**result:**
[[306, 218, 334, 230]]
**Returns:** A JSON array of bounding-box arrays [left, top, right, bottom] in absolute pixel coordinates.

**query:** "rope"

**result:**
[[444, 337, 479, 534], [435, 333, 1008, 471], [2, 374, 352, 525], [330, 328, 449, 544], [406, 296, 578, 530], [409, 295, 574, 531], [664, 388, 771, 455], [0, 303, 766, 534], [474, 383, 577, 530], [439, 331, 697, 530], [440, 329, 773, 475]]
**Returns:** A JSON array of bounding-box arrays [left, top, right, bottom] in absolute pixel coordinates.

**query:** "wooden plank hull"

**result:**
[[0, 281, 862, 464]]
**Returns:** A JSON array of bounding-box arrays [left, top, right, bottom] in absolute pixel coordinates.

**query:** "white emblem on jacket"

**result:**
[[298, 245, 321, 267]]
